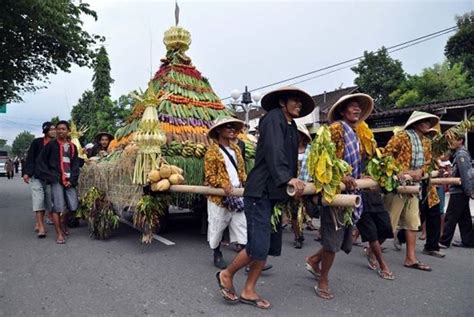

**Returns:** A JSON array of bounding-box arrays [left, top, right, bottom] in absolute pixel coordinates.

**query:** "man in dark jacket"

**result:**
[[23, 121, 56, 238], [439, 135, 474, 248], [216, 86, 314, 309], [36, 120, 80, 244]]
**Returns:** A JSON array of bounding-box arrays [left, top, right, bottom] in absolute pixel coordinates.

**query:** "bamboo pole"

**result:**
[[313, 194, 361, 208], [394, 185, 421, 194], [168, 185, 244, 196], [287, 181, 420, 196], [430, 177, 461, 186]]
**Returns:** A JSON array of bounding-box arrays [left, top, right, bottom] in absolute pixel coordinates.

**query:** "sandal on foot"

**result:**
[[37, 232, 46, 239], [365, 249, 378, 271], [239, 296, 272, 310], [314, 286, 334, 300], [377, 270, 395, 280], [215, 272, 238, 303], [404, 261, 431, 272], [304, 262, 320, 280], [56, 239, 66, 244]]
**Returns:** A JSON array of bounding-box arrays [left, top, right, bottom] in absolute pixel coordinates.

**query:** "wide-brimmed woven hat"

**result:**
[[327, 93, 374, 123], [260, 86, 315, 118], [208, 117, 245, 140], [94, 132, 114, 143], [296, 123, 311, 144], [403, 111, 439, 130]]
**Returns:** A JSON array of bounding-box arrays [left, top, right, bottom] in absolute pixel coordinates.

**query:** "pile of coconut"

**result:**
[[148, 164, 185, 191]]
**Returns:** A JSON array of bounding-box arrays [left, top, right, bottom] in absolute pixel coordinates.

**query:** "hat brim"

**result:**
[[261, 88, 315, 118], [327, 93, 374, 123], [94, 132, 114, 143], [207, 119, 245, 140], [404, 116, 439, 130]]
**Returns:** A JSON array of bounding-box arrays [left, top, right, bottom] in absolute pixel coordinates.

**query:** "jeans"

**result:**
[[440, 193, 474, 247]]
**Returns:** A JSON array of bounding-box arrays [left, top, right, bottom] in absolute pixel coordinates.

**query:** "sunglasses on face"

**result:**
[[224, 124, 237, 130]]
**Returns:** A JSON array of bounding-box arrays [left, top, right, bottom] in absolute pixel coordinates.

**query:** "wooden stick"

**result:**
[[167, 185, 244, 196], [430, 177, 461, 186], [287, 181, 420, 196], [394, 185, 420, 194], [313, 194, 361, 208]]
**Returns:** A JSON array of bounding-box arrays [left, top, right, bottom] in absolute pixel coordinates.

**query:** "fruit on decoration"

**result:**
[[148, 170, 161, 183], [69, 121, 89, 160], [148, 163, 185, 191], [307, 126, 352, 203]]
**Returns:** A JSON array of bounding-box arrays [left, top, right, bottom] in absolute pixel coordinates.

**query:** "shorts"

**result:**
[[357, 212, 394, 243], [244, 197, 282, 261], [207, 200, 247, 249], [51, 183, 78, 213], [320, 206, 353, 254], [30, 177, 52, 212], [384, 193, 420, 231]]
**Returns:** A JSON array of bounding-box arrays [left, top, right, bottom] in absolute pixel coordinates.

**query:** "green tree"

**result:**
[[445, 12, 474, 82], [0, 139, 7, 147], [11, 131, 35, 157], [390, 61, 474, 107], [93, 46, 114, 101], [50, 116, 60, 126], [351, 47, 406, 109], [0, 0, 103, 103]]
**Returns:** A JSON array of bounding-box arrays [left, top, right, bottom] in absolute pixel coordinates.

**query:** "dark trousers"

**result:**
[[440, 193, 473, 246], [420, 201, 441, 251]]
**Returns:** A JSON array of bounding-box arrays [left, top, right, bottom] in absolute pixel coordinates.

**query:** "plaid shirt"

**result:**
[[405, 129, 424, 170], [299, 145, 312, 182], [222, 196, 245, 213]]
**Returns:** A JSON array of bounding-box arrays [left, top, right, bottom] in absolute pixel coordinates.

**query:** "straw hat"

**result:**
[[260, 86, 315, 118], [296, 123, 311, 144], [327, 93, 374, 123], [94, 132, 114, 143], [207, 117, 245, 139], [403, 111, 439, 130]]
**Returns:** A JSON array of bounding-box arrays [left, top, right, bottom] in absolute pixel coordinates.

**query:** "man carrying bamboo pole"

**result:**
[[439, 134, 474, 248], [215, 86, 312, 309], [384, 111, 440, 271], [302, 93, 394, 300], [204, 117, 248, 269]]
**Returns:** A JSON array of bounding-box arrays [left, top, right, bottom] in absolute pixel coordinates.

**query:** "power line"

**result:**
[[287, 26, 457, 87], [221, 25, 459, 100]]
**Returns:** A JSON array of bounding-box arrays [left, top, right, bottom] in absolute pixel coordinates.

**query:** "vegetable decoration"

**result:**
[[307, 126, 352, 203], [365, 148, 400, 192]]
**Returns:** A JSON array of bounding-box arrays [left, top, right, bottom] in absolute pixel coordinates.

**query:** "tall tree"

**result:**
[[351, 47, 406, 109], [93, 46, 114, 101], [0, 0, 103, 103], [445, 11, 474, 82], [50, 116, 60, 126], [0, 139, 7, 147], [390, 61, 474, 107], [11, 131, 35, 157]]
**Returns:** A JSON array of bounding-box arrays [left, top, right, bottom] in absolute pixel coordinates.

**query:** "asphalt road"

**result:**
[[0, 176, 473, 316]]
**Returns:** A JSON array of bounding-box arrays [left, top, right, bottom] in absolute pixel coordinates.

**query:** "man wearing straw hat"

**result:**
[[204, 117, 248, 269], [384, 111, 440, 271], [302, 93, 395, 300], [88, 132, 114, 158], [216, 86, 312, 309]]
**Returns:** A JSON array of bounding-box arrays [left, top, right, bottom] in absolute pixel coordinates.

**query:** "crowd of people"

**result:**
[[22, 120, 115, 244], [205, 86, 474, 309], [18, 86, 473, 310]]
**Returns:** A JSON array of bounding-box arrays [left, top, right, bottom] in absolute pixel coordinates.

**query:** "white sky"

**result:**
[[1, 0, 472, 143]]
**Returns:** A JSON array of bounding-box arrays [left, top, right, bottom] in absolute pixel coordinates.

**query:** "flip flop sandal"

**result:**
[[365, 249, 378, 271], [377, 270, 395, 280], [56, 239, 66, 244], [304, 262, 320, 280], [239, 296, 272, 310], [215, 272, 239, 303], [314, 286, 334, 300], [37, 232, 46, 239], [404, 261, 432, 272]]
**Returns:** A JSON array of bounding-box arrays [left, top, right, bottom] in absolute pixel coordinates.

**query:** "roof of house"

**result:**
[[368, 97, 474, 119], [312, 86, 360, 117]]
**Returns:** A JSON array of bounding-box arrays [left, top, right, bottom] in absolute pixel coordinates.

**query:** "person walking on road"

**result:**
[[384, 111, 440, 271], [36, 120, 80, 244], [216, 86, 313, 310], [5, 158, 14, 179], [439, 134, 474, 248], [204, 117, 248, 269], [23, 122, 56, 238]]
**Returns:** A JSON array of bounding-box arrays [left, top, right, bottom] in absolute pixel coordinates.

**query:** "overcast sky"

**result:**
[[1, 0, 472, 143]]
